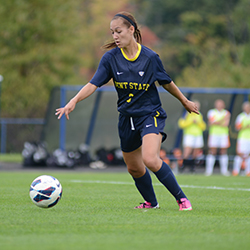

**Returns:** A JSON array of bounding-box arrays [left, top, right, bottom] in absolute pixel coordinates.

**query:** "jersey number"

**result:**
[[126, 93, 134, 103]]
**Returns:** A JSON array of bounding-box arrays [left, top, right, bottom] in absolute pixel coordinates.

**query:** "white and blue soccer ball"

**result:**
[[29, 175, 62, 208]]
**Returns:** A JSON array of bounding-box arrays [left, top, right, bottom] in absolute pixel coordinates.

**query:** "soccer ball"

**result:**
[[29, 175, 62, 208]]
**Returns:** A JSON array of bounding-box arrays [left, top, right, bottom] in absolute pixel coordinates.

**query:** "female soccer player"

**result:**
[[56, 12, 199, 210], [232, 101, 250, 176]]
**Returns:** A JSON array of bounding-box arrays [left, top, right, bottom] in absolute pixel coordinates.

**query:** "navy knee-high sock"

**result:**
[[133, 168, 158, 206], [154, 161, 187, 201]]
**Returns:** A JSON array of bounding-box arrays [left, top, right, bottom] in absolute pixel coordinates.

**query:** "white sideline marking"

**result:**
[[70, 180, 250, 192]]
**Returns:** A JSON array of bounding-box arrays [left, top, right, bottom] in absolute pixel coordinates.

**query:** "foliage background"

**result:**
[[0, 0, 249, 119]]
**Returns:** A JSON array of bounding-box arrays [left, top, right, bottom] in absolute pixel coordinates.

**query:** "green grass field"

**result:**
[[0, 171, 250, 250], [0, 153, 22, 163]]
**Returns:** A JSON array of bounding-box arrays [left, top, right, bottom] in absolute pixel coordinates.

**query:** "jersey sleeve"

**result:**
[[207, 109, 214, 121], [90, 53, 112, 87], [178, 114, 193, 129], [152, 54, 172, 85]]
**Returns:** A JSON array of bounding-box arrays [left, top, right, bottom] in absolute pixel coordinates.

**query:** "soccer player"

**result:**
[[232, 101, 250, 176], [205, 99, 231, 176], [56, 12, 199, 210], [178, 100, 206, 172]]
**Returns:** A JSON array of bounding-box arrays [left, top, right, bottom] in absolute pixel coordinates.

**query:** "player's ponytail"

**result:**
[[102, 12, 142, 50], [134, 28, 142, 44]]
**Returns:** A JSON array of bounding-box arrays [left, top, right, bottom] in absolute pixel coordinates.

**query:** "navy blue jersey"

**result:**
[[90, 44, 172, 116]]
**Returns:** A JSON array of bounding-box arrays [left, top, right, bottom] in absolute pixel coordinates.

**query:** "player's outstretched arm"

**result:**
[[162, 81, 199, 114], [55, 82, 98, 120]]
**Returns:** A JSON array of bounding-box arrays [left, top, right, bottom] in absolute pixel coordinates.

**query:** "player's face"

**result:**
[[215, 99, 225, 111], [243, 103, 250, 114], [110, 18, 134, 48]]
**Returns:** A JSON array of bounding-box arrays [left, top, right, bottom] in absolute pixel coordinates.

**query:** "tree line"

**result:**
[[0, 0, 249, 118], [135, 0, 250, 88]]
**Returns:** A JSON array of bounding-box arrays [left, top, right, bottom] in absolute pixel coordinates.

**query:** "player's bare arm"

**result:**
[[212, 113, 230, 126], [222, 112, 231, 127], [162, 81, 199, 114], [55, 82, 97, 120]]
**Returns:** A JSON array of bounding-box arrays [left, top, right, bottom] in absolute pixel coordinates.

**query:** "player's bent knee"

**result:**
[[127, 167, 145, 178], [142, 156, 160, 171]]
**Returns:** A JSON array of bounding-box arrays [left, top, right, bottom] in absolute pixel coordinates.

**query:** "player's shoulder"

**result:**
[[224, 109, 231, 116], [141, 45, 158, 59], [197, 112, 204, 118], [207, 108, 216, 114], [237, 112, 245, 119], [235, 112, 244, 123], [102, 47, 121, 60]]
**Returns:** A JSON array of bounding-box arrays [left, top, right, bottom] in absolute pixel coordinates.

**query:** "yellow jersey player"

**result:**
[[233, 101, 250, 176], [178, 100, 206, 172], [205, 99, 231, 176]]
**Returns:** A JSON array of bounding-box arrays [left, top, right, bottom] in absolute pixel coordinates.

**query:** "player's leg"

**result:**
[[205, 147, 217, 176], [205, 134, 217, 176], [191, 135, 205, 172], [233, 154, 243, 176], [119, 114, 159, 208], [182, 146, 194, 172], [141, 133, 162, 171], [233, 141, 244, 176], [233, 138, 250, 176], [245, 154, 250, 176], [142, 133, 192, 210], [219, 148, 230, 176], [190, 148, 202, 172], [123, 148, 159, 208], [183, 146, 193, 159], [219, 136, 230, 176], [244, 140, 250, 176]]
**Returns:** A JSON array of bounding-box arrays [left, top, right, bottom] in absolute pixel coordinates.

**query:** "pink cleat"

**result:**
[[177, 198, 192, 211], [134, 201, 160, 209]]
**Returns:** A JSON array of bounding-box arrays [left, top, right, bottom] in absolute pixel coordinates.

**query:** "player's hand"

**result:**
[[183, 100, 200, 114], [55, 100, 76, 120]]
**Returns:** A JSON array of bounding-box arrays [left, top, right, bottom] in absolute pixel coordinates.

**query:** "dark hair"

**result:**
[[102, 11, 142, 50]]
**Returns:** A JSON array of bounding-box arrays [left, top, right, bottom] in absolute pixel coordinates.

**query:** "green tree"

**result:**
[[0, 0, 85, 118], [135, 0, 250, 88], [0, 0, 131, 118], [79, 0, 130, 71]]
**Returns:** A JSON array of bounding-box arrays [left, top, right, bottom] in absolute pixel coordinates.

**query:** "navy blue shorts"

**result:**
[[118, 108, 167, 152]]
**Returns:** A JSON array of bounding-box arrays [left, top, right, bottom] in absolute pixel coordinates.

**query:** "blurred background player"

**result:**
[[205, 99, 231, 176], [159, 147, 179, 175], [232, 101, 250, 176], [178, 100, 206, 172]]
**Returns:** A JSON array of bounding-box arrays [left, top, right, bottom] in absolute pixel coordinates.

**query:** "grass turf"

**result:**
[[0, 171, 249, 250], [0, 153, 22, 163]]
